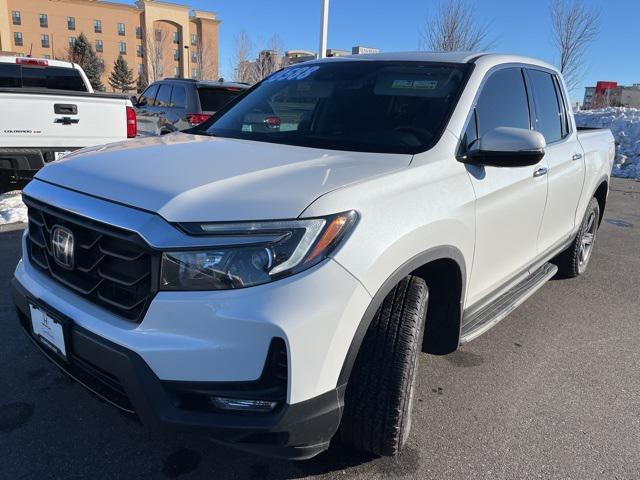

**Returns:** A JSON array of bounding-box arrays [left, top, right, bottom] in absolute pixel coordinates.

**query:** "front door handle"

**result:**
[[533, 167, 548, 177], [572, 153, 583, 161]]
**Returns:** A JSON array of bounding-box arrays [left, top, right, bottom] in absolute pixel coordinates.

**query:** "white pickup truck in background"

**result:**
[[0, 56, 136, 192]]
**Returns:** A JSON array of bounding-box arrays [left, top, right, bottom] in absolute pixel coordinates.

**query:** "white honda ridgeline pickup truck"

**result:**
[[0, 56, 137, 192], [12, 52, 614, 459]]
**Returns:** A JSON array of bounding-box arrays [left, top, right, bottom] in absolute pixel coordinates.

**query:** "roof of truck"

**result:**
[[0, 55, 79, 69], [314, 51, 558, 72]]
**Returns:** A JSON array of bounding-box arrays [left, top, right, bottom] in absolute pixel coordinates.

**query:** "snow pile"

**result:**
[[574, 107, 640, 179], [0, 191, 27, 225]]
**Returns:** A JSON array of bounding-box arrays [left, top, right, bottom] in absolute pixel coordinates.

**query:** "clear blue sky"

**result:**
[[118, 0, 639, 102]]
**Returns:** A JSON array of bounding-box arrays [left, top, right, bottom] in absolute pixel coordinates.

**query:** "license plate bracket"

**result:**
[[29, 304, 68, 360]]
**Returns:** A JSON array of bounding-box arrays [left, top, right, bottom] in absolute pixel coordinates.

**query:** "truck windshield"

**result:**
[[196, 61, 470, 154]]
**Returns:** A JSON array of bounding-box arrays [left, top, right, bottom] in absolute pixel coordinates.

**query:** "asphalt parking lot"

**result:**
[[1, 178, 639, 480]]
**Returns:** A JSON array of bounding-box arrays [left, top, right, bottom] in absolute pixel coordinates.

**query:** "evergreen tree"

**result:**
[[136, 73, 148, 93], [68, 33, 104, 91], [108, 55, 135, 92]]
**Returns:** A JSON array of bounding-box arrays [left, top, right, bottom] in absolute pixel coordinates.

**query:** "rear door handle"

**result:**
[[533, 167, 548, 177], [572, 153, 583, 161], [54, 103, 78, 115]]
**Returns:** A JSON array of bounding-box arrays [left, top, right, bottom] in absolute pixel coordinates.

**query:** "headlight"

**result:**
[[160, 211, 358, 291]]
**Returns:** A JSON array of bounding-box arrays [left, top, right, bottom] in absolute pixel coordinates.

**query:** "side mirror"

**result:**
[[463, 127, 546, 167], [130, 95, 138, 106]]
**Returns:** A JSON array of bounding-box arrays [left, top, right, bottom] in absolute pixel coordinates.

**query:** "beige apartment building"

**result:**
[[0, 0, 220, 89]]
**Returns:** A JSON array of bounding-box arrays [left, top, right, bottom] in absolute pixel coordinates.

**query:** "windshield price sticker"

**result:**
[[391, 79, 438, 90], [265, 66, 321, 83]]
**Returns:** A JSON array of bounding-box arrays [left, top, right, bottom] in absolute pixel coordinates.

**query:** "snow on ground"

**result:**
[[0, 191, 27, 225], [574, 107, 640, 180]]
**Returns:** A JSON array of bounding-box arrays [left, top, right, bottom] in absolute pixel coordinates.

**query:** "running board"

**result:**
[[459, 262, 558, 344]]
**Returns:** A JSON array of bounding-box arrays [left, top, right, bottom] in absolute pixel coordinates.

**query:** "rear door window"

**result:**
[[155, 84, 172, 107], [138, 84, 159, 107], [527, 69, 563, 143], [170, 85, 186, 108], [198, 88, 243, 112]]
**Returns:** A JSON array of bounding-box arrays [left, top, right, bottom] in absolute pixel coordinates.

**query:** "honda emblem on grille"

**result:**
[[51, 226, 75, 269]]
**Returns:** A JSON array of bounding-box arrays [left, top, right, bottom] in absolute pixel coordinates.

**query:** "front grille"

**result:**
[[25, 196, 159, 322]]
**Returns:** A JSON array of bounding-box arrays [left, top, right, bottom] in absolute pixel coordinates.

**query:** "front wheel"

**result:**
[[554, 197, 600, 278], [340, 276, 428, 456]]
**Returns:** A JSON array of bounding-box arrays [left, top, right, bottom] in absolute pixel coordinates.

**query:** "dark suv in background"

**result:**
[[134, 78, 248, 136]]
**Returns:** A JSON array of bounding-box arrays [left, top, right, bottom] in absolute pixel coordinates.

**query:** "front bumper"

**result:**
[[12, 278, 344, 459]]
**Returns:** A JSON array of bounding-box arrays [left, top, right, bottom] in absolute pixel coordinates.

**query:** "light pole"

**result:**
[[184, 45, 190, 78], [319, 0, 329, 59]]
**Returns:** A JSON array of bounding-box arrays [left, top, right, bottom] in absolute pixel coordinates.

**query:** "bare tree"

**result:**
[[191, 38, 218, 81], [231, 32, 285, 84], [231, 30, 254, 83], [420, 0, 493, 52], [550, 0, 600, 92], [250, 35, 285, 83], [145, 26, 170, 83]]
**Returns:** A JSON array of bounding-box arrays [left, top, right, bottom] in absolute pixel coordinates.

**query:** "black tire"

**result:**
[[554, 197, 600, 278], [340, 275, 428, 456]]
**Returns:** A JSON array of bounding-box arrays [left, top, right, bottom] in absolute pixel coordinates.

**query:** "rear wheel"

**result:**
[[340, 276, 428, 456], [555, 197, 600, 278]]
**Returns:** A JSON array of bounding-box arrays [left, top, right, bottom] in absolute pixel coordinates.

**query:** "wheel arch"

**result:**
[[336, 246, 466, 388], [593, 178, 608, 227]]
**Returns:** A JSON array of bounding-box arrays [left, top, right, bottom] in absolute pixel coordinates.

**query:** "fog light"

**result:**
[[210, 397, 277, 413]]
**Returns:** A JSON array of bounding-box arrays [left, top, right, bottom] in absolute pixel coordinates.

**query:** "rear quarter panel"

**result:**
[[576, 129, 615, 221]]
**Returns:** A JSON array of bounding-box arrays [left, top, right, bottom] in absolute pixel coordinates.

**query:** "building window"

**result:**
[[14, 32, 23, 46], [174, 66, 180, 78], [95, 40, 104, 52], [158, 65, 164, 76], [139, 64, 145, 74], [41, 34, 50, 48], [136, 26, 142, 39], [191, 68, 198, 79], [191, 33, 197, 45], [155, 30, 162, 41], [39, 14, 48, 28], [136, 45, 143, 57], [118, 23, 126, 36], [191, 51, 198, 63], [119, 42, 127, 54], [173, 49, 180, 61], [94, 20, 102, 33], [43, 55, 51, 59], [67, 16, 75, 30], [69, 37, 77, 47], [173, 31, 179, 44], [12, 11, 21, 25]]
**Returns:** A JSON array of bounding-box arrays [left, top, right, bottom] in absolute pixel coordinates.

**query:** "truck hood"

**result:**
[[35, 133, 412, 222]]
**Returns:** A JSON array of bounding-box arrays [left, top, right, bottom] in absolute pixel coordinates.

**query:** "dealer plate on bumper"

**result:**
[[29, 304, 67, 359]]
